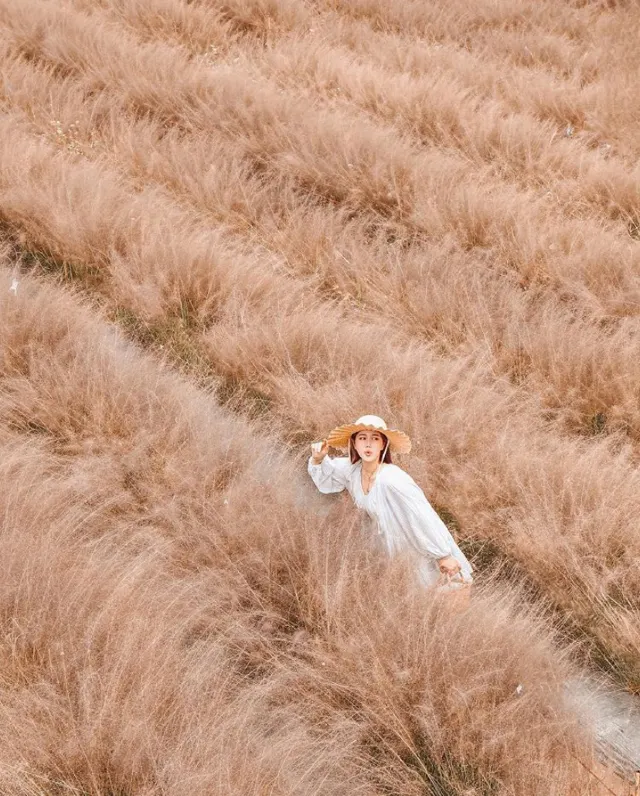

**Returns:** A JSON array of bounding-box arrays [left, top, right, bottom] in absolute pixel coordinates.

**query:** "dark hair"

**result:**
[[349, 432, 393, 465]]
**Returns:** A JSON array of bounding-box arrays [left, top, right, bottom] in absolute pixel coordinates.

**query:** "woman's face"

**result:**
[[353, 430, 385, 464]]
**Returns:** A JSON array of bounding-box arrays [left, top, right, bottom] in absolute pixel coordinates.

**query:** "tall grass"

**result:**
[[0, 0, 639, 789], [0, 270, 595, 794], [2, 109, 640, 691]]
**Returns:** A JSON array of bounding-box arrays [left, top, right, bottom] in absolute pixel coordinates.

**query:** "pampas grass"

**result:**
[[0, 0, 639, 789], [0, 271, 595, 794], [1, 94, 639, 687]]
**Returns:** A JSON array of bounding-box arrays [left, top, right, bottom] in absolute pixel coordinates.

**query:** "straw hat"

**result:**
[[326, 415, 411, 454]]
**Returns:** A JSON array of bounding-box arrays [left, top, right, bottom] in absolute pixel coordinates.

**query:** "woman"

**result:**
[[308, 415, 472, 588]]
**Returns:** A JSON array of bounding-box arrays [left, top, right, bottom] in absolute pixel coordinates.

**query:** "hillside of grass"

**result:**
[[0, 0, 639, 793]]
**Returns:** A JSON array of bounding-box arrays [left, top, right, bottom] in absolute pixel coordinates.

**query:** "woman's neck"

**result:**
[[361, 459, 380, 475]]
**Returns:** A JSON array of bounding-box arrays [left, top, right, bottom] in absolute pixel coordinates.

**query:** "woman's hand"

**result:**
[[311, 439, 329, 464], [437, 555, 461, 577]]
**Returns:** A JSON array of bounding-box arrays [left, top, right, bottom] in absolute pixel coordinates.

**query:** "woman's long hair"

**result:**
[[349, 433, 393, 465]]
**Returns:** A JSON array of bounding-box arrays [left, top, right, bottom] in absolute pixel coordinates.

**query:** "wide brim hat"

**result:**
[[326, 415, 411, 455]]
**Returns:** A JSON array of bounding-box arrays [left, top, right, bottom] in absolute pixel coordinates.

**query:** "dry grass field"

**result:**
[[0, 0, 639, 793]]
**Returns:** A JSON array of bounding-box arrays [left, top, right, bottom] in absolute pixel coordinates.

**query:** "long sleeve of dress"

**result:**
[[307, 456, 352, 494], [385, 480, 453, 559], [379, 469, 473, 587]]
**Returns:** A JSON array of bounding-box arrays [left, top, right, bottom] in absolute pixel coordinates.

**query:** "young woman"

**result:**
[[308, 415, 472, 588]]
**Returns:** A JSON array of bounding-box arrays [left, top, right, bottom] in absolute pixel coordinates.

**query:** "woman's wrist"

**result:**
[[310, 440, 329, 466], [437, 554, 461, 574]]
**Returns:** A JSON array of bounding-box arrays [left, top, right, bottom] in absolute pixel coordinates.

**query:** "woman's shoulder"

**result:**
[[327, 456, 357, 474], [378, 463, 417, 488]]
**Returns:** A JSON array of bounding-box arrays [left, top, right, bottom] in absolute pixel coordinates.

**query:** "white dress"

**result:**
[[308, 456, 473, 587]]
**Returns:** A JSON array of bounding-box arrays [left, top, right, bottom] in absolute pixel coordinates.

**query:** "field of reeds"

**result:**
[[0, 0, 639, 793]]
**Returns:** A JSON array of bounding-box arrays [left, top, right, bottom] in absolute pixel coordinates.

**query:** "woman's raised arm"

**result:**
[[308, 440, 351, 494]]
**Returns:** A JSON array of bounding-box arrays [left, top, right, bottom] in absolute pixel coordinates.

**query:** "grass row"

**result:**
[[2, 20, 640, 445]]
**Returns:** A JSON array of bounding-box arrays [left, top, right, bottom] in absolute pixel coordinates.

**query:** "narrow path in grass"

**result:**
[[565, 674, 640, 784]]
